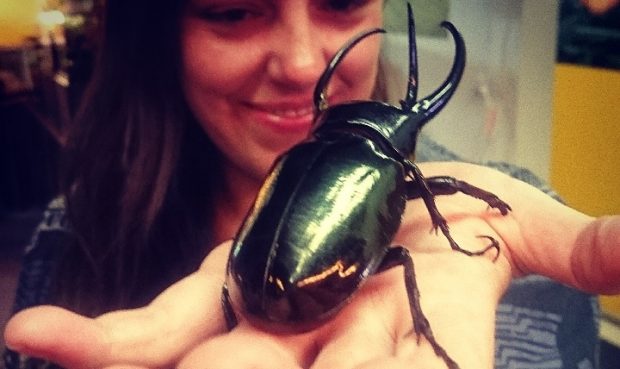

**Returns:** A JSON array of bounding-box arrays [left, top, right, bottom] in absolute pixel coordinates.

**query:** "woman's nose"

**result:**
[[266, 20, 326, 90]]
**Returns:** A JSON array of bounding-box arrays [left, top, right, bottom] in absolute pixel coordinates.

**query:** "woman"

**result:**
[[4, 0, 619, 368]]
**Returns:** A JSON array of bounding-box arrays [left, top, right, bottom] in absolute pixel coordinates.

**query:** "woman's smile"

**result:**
[[244, 99, 316, 134]]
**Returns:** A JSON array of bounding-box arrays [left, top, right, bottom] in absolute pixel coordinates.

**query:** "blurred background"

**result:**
[[1, 0, 618, 366]]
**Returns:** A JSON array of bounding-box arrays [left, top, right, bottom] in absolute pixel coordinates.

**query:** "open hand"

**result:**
[[5, 162, 619, 369]]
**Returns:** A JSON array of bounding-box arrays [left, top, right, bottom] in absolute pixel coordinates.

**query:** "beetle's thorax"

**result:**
[[312, 101, 422, 158]]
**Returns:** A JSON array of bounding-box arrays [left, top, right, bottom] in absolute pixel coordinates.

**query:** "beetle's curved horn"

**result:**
[[401, 3, 419, 110], [313, 28, 386, 114], [408, 21, 465, 127]]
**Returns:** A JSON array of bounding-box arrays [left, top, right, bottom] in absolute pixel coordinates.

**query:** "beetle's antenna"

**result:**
[[401, 3, 419, 110], [313, 28, 386, 115], [409, 21, 465, 127]]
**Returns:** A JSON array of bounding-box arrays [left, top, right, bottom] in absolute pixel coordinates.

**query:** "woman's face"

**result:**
[[181, 0, 384, 182]]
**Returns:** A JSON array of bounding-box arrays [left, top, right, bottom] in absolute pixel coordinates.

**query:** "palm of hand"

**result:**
[[6, 162, 618, 369]]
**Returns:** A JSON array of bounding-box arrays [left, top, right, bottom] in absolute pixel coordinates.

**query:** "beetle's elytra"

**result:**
[[221, 4, 511, 369]]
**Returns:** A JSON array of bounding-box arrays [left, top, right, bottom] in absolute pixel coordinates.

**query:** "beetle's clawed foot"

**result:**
[[430, 217, 501, 261], [446, 177, 512, 215], [485, 197, 512, 216], [408, 319, 461, 369], [447, 233, 500, 260], [395, 245, 462, 369], [464, 235, 501, 261]]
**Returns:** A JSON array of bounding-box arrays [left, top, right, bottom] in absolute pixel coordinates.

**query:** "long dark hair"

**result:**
[[54, 0, 218, 315]]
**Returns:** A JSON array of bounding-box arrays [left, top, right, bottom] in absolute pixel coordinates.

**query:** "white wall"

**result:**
[[383, 0, 559, 180]]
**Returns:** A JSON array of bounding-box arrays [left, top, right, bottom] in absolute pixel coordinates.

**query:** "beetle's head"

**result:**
[[312, 3, 465, 158]]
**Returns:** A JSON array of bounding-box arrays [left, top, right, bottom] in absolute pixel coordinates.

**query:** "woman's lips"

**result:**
[[246, 102, 315, 134]]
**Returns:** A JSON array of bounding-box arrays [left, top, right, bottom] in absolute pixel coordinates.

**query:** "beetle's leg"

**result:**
[[221, 283, 239, 330], [404, 161, 499, 258], [409, 176, 511, 215], [378, 246, 460, 369]]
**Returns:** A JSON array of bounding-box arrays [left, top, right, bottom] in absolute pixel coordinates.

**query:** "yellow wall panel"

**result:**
[[551, 64, 620, 321], [551, 64, 620, 217]]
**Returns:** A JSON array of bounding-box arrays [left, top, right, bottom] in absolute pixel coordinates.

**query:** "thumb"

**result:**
[[4, 241, 232, 368], [5, 306, 112, 369], [572, 215, 620, 294]]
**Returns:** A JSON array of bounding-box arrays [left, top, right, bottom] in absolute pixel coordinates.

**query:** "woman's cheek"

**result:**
[[332, 39, 382, 102]]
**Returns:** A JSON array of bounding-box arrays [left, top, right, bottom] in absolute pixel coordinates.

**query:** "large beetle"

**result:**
[[221, 4, 510, 369]]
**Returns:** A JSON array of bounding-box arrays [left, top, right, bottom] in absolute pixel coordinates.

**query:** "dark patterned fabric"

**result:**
[[3, 198, 67, 369], [2, 136, 599, 369]]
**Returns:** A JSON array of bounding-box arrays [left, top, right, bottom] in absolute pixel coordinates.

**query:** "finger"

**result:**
[[309, 276, 397, 369], [572, 215, 620, 294], [98, 243, 231, 366], [5, 272, 220, 369], [3, 307, 152, 369], [311, 325, 393, 369], [4, 306, 112, 369], [487, 176, 617, 293], [419, 162, 619, 294], [178, 329, 303, 369], [5, 242, 233, 368], [351, 357, 406, 369]]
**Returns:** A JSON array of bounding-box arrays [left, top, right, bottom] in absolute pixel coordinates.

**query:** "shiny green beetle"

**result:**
[[222, 4, 511, 369]]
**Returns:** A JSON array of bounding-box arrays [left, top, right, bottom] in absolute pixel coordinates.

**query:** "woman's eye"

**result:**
[[324, 0, 368, 12], [198, 7, 253, 23]]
